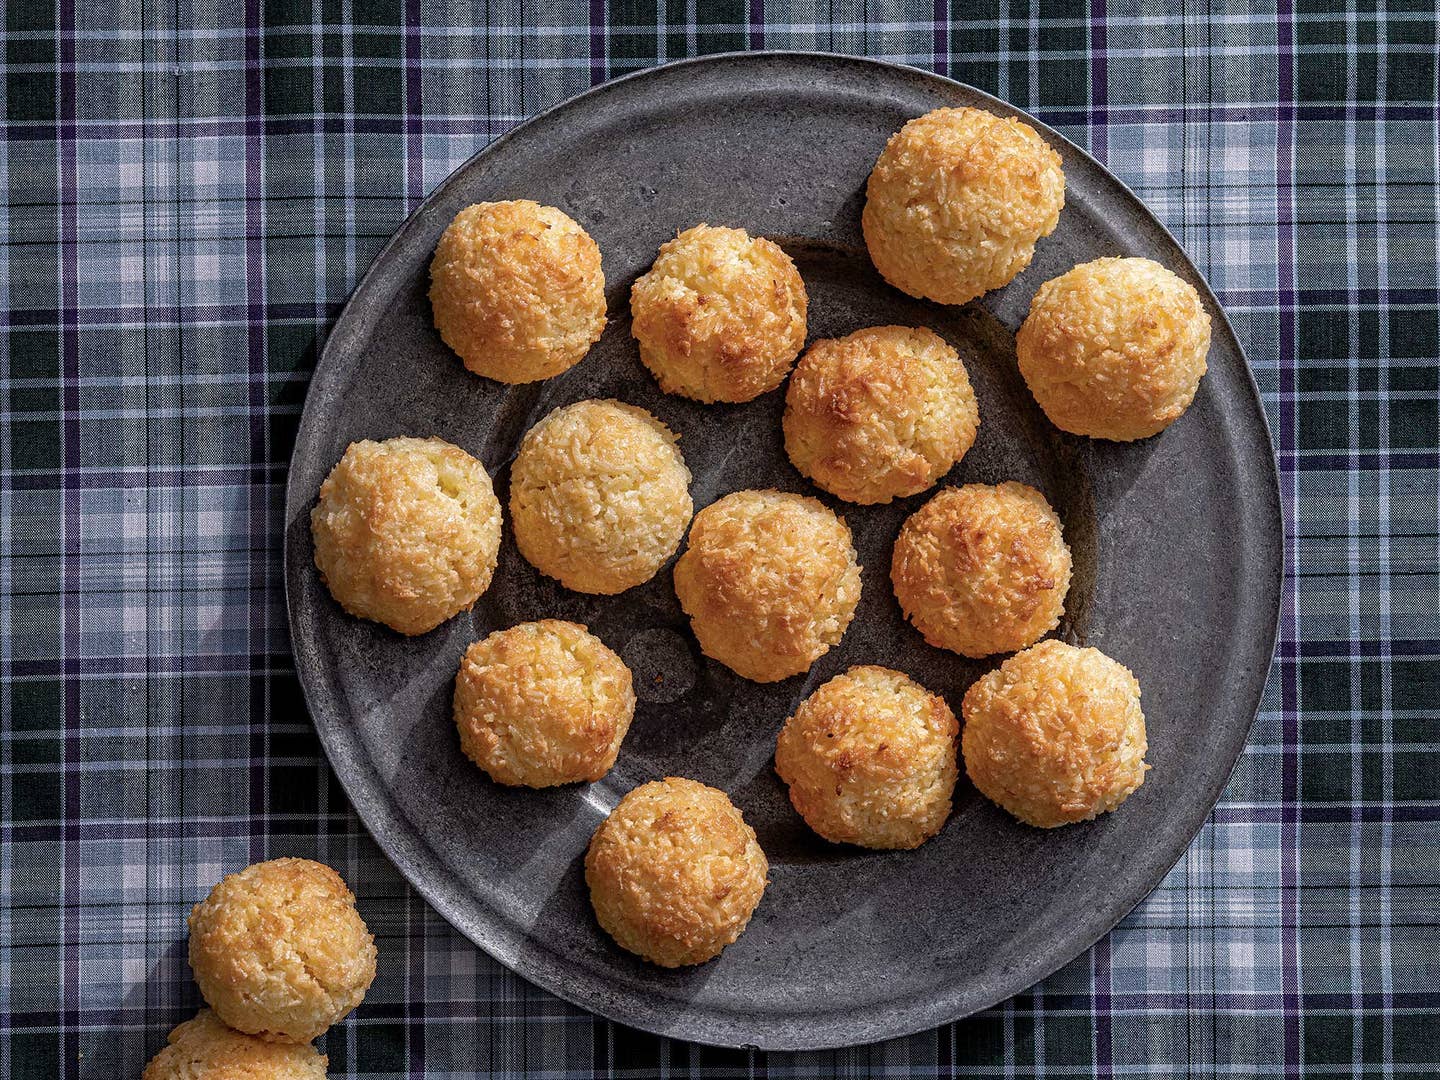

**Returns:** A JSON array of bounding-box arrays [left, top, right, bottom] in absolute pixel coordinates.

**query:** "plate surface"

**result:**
[[284, 53, 1282, 1050]]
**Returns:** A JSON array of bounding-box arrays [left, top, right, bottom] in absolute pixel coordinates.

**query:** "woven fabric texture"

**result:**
[[2, 1, 1437, 1076]]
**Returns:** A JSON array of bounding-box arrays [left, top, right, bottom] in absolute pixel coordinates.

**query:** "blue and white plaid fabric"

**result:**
[[2, 1, 1437, 1076]]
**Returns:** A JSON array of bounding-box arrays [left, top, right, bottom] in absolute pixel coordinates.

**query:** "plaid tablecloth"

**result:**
[[3, 1, 1438, 1076]]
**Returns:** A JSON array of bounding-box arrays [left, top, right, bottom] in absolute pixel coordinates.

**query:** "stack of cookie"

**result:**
[[143, 859, 375, 1079]]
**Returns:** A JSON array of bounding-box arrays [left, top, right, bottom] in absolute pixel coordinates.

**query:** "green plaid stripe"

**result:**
[[2, 0, 1438, 1077]]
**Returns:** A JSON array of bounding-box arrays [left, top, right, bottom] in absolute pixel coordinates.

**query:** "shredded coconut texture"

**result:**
[[454, 619, 635, 787], [673, 489, 862, 683], [585, 777, 768, 967], [142, 1009, 328, 1080], [891, 482, 1071, 658], [429, 199, 606, 383], [310, 436, 502, 636], [783, 325, 979, 504], [630, 224, 807, 403], [962, 640, 1149, 828], [776, 665, 959, 850], [187, 859, 376, 1044], [862, 107, 1064, 305], [509, 399, 693, 594], [1017, 256, 1211, 441]]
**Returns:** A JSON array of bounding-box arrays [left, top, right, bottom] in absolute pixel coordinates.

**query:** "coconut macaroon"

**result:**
[[188, 859, 376, 1044], [1016, 256, 1211, 441], [142, 1010, 328, 1080], [585, 777, 768, 967], [862, 107, 1065, 306], [783, 325, 980, 504], [429, 199, 606, 383], [673, 489, 862, 683], [891, 482, 1071, 659], [509, 399, 692, 595], [454, 620, 635, 787], [775, 666, 959, 850], [630, 224, 808, 403], [962, 639, 1148, 827], [310, 436, 502, 635]]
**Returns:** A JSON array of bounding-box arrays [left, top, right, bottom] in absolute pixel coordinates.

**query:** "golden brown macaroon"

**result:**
[[783, 325, 980, 504], [454, 619, 636, 787], [891, 482, 1071, 658], [429, 199, 606, 383], [142, 1010, 328, 1080], [862, 107, 1065, 305], [962, 639, 1148, 827], [630, 224, 808, 403], [310, 436, 502, 636], [188, 859, 377, 1044], [775, 665, 959, 850], [1016, 256, 1212, 440], [585, 777, 768, 967], [673, 489, 862, 683], [509, 399, 693, 594]]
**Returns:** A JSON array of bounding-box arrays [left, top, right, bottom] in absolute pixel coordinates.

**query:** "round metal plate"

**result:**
[[284, 53, 1282, 1050]]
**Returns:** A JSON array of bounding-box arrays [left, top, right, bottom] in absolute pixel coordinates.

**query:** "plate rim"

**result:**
[[283, 50, 1284, 1050]]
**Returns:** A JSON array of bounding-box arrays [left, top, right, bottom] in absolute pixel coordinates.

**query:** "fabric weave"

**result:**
[[2, 1, 1437, 1077]]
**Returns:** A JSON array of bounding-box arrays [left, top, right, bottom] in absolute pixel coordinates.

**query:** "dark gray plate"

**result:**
[[284, 53, 1282, 1050]]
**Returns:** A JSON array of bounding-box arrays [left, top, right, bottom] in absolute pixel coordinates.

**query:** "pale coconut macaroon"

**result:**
[[674, 489, 862, 683], [962, 639, 1149, 827], [142, 1010, 328, 1080], [188, 858, 377, 1044], [891, 482, 1071, 659], [429, 199, 606, 383], [509, 399, 692, 595], [783, 325, 980, 504], [454, 619, 636, 787], [630, 224, 808, 403], [862, 107, 1065, 306], [585, 777, 768, 967], [311, 436, 502, 635], [1016, 256, 1212, 441], [776, 666, 959, 850]]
